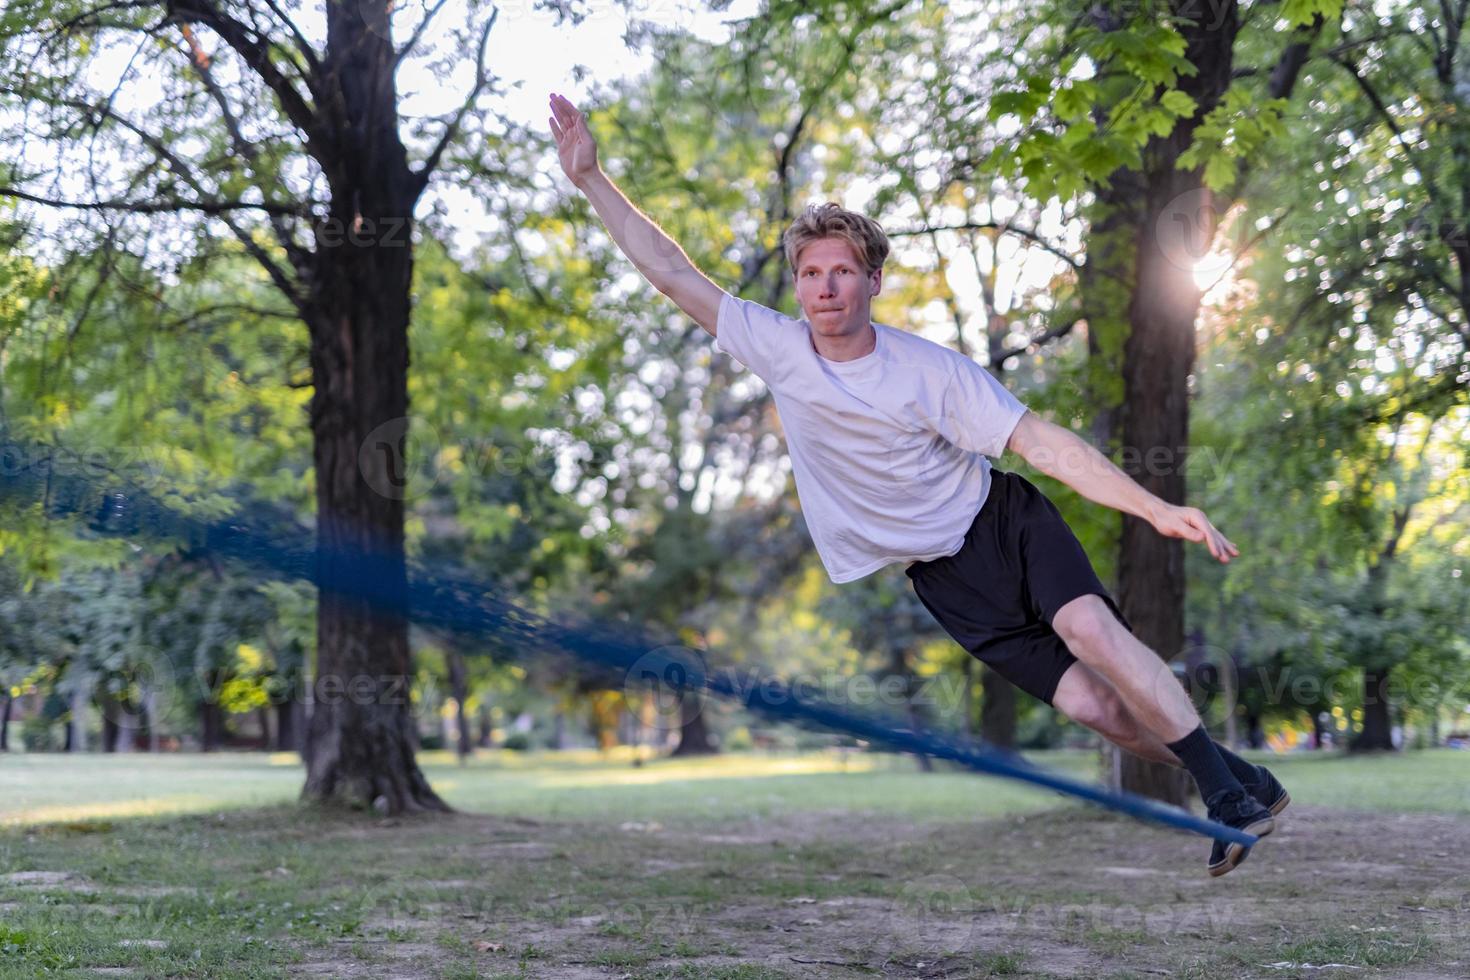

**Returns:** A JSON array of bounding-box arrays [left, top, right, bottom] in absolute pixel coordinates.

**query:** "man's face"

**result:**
[[792, 237, 882, 342]]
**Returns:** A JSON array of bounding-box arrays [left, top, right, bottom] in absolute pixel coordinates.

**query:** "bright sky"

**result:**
[[415, 0, 760, 127], [403, 0, 759, 258]]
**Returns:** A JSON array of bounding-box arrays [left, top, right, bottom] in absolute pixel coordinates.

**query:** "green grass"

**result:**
[[1259, 747, 1470, 813], [1, 746, 1465, 829], [1271, 928, 1436, 969], [0, 747, 1464, 978]]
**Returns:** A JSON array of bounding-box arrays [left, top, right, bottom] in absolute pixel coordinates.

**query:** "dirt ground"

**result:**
[[3, 800, 1467, 979], [281, 802, 1470, 979]]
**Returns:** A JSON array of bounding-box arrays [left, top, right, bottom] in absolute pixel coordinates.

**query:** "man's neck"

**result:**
[[811, 323, 877, 362]]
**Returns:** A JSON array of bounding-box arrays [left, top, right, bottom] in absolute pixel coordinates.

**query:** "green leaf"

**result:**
[[1161, 89, 1198, 118], [1202, 152, 1237, 192], [992, 89, 1048, 122], [1054, 167, 1086, 202], [1281, 0, 1344, 27], [1142, 107, 1177, 137], [1058, 119, 1097, 147], [991, 91, 1030, 117], [1054, 85, 1090, 122]]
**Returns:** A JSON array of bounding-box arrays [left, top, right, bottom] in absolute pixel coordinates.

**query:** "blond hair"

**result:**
[[782, 202, 890, 277]]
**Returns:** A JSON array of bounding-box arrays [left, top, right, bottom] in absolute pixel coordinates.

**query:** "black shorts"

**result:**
[[905, 469, 1131, 706]]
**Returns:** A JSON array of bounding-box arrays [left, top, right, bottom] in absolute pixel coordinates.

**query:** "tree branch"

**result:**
[[411, 8, 498, 197], [259, 0, 322, 78], [6, 80, 315, 311], [43, 0, 159, 49], [175, 26, 313, 276], [164, 0, 322, 152], [395, 0, 454, 67], [888, 221, 1082, 272], [0, 185, 304, 217], [1329, 55, 1434, 193], [997, 317, 1079, 364]]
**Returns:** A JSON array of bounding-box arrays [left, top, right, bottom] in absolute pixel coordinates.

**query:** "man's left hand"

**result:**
[[1149, 504, 1240, 564]]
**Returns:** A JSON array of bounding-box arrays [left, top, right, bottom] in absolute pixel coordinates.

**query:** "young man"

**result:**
[[549, 92, 1288, 876]]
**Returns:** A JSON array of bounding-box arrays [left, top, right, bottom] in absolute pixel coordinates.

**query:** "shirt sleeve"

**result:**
[[714, 292, 805, 381], [933, 355, 1029, 458]]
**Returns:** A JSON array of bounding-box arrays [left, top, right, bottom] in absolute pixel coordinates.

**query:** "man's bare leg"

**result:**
[[1052, 659, 1287, 801], [1050, 596, 1201, 744], [1047, 594, 1277, 843], [1051, 663, 1183, 765]]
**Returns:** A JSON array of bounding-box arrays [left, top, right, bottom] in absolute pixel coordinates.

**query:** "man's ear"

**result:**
[[870, 268, 883, 296]]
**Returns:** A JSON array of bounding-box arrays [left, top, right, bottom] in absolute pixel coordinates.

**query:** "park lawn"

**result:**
[[0, 747, 1090, 827], [0, 748, 1466, 978], [3, 746, 1469, 828]]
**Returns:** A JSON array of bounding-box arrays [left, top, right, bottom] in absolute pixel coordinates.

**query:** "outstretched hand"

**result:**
[[1151, 504, 1240, 564], [548, 92, 600, 187]]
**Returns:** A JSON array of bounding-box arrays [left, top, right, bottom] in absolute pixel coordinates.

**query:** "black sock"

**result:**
[[1164, 725, 1244, 805], [1211, 742, 1262, 789]]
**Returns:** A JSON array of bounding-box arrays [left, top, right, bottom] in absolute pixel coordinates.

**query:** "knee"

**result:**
[[1053, 596, 1118, 656]]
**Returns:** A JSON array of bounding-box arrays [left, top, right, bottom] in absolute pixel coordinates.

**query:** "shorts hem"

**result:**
[[1041, 589, 1131, 633]]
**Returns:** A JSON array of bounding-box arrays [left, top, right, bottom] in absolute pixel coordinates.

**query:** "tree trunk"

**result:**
[[1351, 667, 1396, 752], [669, 689, 717, 756], [199, 691, 223, 753], [275, 673, 304, 753], [884, 646, 933, 771], [1246, 710, 1265, 749], [98, 691, 135, 753], [70, 675, 89, 753], [589, 695, 620, 751], [447, 650, 473, 763], [298, 4, 446, 815], [478, 703, 493, 748], [632, 694, 658, 755], [117, 713, 136, 753], [1221, 638, 1241, 749], [143, 688, 158, 753], [1310, 707, 1328, 748], [961, 658, 975, 736], [102, 709, 119, 753], [1101, 0, 1241, 805], [0, 692, 11, 751], [979, 665, 1017, 749]]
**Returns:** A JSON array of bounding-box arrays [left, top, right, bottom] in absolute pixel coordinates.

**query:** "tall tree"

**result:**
[[1200, 0, 1470, 751], [987, 0, 1339, 799], [1, 0, 501, 811]]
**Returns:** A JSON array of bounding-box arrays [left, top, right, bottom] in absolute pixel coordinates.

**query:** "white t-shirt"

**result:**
[[715, 292, 1029, 583]]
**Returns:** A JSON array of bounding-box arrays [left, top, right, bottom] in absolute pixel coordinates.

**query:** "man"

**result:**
[[549, 92, 1288, 876]]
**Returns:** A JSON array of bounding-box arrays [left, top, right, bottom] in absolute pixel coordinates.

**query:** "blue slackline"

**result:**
[[0, 440, 1257, 847]]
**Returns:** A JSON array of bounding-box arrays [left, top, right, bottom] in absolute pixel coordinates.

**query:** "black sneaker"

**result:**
[[1246, 764, 1291, 817], [1206, 788, 1275, 878]]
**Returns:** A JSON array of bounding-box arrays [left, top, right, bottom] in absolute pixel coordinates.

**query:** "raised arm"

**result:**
[[548, 92, 725, 337], [1005, 411, 1240, 564]]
